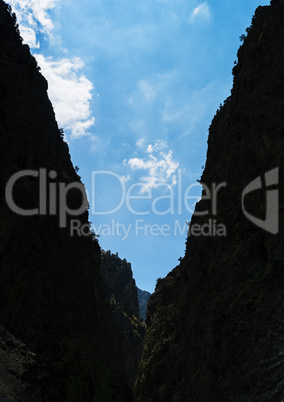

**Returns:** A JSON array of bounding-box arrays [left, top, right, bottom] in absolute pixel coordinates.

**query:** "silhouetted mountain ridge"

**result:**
[[100, 251, 145, 388], [136, 1, 284, 400], [0, 2, 133, 399]]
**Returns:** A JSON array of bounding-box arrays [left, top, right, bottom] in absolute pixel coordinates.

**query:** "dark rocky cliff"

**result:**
[[101, 251, 140, 318], [0, 326, 34, 398], [136, 1, 284, 401], [101, 251, 145, 388], [0, 2, 132, 400], [137, 288, 151, 321]]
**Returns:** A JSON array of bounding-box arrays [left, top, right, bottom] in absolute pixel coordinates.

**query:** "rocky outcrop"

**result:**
[[101, 251, 140, 318], [137, 288, 151, 321], [101, 251, 145, 388], [0, 326, 34, 400], [136, 1, 284, 401], [0, 2, 131, 399]]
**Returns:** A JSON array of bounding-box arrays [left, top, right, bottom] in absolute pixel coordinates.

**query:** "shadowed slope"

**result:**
[[0, 2, 132, 399]]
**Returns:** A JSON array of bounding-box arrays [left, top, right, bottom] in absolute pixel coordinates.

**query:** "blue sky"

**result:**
[[9, 0, 270, 292]]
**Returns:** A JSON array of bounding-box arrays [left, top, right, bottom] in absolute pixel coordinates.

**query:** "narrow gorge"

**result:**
[[0, 0, 283, 401]]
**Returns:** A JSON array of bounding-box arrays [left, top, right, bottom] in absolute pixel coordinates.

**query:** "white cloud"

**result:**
[[127, 141, 179, 193], [8, 0, 59, 46], [146, 140, 167, 154], [146, 144, 153, 153], [70, 118, 95, 138], [35, 55, 95, 138], [19, 25, 40, 48], [136, 138, 145, 147], [120, 175, 132, 184], [8, 2, 96, 138], [188, 2, 211, 24]]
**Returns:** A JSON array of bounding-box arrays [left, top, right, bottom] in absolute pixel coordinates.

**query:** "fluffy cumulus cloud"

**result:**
[[36, 55, 95, 137], [188, 2, 211, 24], [18, 25, 39, 48], [127, 141, 179, 193], [9, 0, 95, 138]]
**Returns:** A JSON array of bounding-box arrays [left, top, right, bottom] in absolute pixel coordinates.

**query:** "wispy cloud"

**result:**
[[120, 175, 132, 184], [138, 81, 157, 103], [188, 2, 211, 24], [127, 141, 179, 193], [136, 138, 145, 147], [146, 140, 167, 154], [9, 0, 95, 138], [131, 72, 175, 108], [8, 0, 59, 42]]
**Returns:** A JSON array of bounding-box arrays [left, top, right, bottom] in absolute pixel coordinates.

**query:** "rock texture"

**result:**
[[101, 251, 140, 318], [101, 251, 145, 388], [0, 2, 131, 399], [136, 1, 284, 401], [137, 289, 151, 321], [0, 326, 34, 400]]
